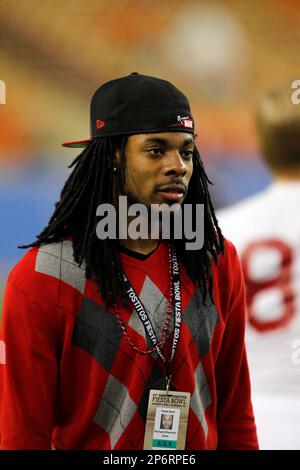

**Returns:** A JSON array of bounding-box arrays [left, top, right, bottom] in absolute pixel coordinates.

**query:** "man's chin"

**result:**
[[120, 191, 184, 210]]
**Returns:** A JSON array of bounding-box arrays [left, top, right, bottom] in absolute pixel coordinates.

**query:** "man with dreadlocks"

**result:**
[[0, 73, 258, 450]]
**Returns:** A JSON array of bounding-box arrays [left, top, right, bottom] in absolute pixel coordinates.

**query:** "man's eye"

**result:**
[[182, 150, 193, 160], [149, 148, 163, 156]]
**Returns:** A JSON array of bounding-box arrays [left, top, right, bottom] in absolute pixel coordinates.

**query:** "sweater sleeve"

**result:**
[[0, 277, 58, 449], [214, 241, 259, 450]]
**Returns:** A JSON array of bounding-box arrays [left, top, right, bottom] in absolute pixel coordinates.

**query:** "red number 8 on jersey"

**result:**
[[241, 239, 295, 332]]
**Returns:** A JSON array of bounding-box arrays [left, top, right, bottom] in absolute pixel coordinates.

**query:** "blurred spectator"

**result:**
[[217, 82, 300, 449]]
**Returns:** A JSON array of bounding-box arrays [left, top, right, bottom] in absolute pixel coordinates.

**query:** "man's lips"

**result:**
[[156, 184, 186, 201]]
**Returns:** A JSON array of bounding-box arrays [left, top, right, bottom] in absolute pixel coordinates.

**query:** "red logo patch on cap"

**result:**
[[96, 119, 106, 129], [170, 115, 193, 129], [178, 115, 193, 128], [183, 119, 193, 128]]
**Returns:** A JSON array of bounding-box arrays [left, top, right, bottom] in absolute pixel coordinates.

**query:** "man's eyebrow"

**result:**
[[182, 137, 195, 146], [143, 137, 195, 146]]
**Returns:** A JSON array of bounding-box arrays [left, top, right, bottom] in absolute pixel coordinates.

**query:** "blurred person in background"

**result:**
[[217, 83, 300, 449], [0, 73, 258, 450]]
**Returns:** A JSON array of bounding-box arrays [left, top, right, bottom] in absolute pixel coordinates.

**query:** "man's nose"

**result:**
[[163, 151, 187, 176]]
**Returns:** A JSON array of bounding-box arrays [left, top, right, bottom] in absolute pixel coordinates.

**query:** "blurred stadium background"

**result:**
[[1, 0, 300, 312]]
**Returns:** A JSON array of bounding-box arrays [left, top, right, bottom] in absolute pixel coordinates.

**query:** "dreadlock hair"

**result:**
[[19, 136, 224, 307]]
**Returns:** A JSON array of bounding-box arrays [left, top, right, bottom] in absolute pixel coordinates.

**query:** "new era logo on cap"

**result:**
[[96, 119, 106, 129]]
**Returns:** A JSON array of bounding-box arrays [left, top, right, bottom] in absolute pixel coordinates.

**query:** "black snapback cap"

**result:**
[[62, 72, 194, 148]]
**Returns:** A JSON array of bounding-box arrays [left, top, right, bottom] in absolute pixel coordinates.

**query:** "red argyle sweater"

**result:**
[[0, 239, 258, 450]]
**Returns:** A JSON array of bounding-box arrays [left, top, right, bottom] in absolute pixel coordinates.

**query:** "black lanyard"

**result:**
[[120, 244, 182, 374]]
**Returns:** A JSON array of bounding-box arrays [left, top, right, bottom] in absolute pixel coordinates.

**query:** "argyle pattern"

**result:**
[[0, 237, 258, 450], [34, 240, 219, 448]]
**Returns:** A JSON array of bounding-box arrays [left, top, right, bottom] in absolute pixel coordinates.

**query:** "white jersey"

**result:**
[[217, 181, 300, 449]]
